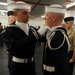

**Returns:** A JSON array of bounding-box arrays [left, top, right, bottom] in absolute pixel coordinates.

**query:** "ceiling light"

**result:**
[[1, 12, 5, 15], [0, 10, 7, 12], [41, 15, 45, 19], [0, 2, 7, 6], [66, 3, 75, 8]]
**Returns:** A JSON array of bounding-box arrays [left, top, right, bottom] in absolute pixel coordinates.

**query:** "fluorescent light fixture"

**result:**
[[66, 3, 75, 8], [41, 15, 45, 19], [0, 10, 7, 12], [41, 14, 45, 19], [1, 12, 5, 15], [0, 2, 7, 6]]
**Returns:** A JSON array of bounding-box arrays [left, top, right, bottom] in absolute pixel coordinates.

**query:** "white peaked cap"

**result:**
[[7, 5, 13, 11], [12, 1, 32, 10], [45, 4, 66, 14]]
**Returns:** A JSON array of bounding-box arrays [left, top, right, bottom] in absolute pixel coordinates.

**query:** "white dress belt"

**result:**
[[12, 56, 34, 63], [43, 64, 55, 72]]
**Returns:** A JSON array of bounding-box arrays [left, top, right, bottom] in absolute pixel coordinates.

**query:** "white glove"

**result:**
[[37, 26, 50, 36]]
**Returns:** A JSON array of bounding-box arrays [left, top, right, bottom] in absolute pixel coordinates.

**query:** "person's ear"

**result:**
[[13, 10, 17, 16], [52, 16, 57, 22]]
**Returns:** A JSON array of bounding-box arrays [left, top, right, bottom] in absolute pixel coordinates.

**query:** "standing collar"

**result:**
[[15, 21, 30, 35], [50, 26, 62, 31], [15, 21, 28, 27]]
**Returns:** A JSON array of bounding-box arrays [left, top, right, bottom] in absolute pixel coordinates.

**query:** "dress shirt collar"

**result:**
[[15, 21, 29, 35]]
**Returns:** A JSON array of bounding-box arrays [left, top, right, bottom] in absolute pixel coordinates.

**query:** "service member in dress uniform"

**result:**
[[7, 5, 16, 26], [7, 5, 16, 75], [64, 16, 75, 75], [0, 1, 48, 75], [38, 4, 70, 75]]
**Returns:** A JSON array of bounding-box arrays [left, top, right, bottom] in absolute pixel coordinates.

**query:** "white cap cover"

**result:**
[[45, 4, 66, 14], [12, 1, 32, 10]]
